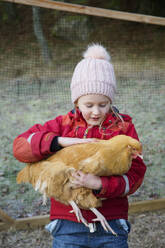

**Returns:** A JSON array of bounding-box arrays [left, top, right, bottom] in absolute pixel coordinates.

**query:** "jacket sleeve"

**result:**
[[95, 122, 146, 199], [13, 116, 63, 163]]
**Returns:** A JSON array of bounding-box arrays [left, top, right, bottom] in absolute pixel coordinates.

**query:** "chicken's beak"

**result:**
[[132, 150, 143, 160], [137, 154, 143, 160]]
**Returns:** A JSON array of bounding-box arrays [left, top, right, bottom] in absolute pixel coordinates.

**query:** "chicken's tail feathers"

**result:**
[[35, 178, 48, 205], [16, 165, 30, 184], [35, 177, 47, 192]]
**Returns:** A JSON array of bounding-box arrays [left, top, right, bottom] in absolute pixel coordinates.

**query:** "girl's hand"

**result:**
[[71, 170, 102, 190], [58, 137, 98, 147]]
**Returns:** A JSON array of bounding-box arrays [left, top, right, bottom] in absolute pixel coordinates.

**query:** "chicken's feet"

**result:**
[[69, 200, 88, 227], [90, 207, 117, 236]]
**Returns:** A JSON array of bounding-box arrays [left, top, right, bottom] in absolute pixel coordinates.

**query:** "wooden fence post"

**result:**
[[0, 208, 15, 226]]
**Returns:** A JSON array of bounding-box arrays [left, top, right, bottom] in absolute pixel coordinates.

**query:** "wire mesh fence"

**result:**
[[0, 2, 165, 219]]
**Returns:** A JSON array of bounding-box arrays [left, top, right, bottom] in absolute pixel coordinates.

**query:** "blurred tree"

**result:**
[[0, 0, 165, 27], [120, 0, 165, 16], [4, 2, 16, 20], [66, 0, 165, 17], [32, 6, 52, 64], [0, 2, 17, 23]]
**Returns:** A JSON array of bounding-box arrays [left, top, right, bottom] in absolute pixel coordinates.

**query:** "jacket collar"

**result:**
[[69, 108, 118, 128]]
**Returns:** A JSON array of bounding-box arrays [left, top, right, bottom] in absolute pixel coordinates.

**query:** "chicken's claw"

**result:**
[[90, 207, 117, 236], [69, 200, 89, 227]]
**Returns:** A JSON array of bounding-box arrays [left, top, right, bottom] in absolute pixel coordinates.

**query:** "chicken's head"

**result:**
[[128, 138, 143, 160]]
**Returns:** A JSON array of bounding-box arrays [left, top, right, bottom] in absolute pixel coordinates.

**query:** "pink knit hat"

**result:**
[[70, 44, 117, 103]]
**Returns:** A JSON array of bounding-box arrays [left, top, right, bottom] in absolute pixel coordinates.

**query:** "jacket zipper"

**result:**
[[83, 126, 93, 139]]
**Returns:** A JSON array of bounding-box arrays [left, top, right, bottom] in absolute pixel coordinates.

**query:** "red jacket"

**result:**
[[13, 108, 146, 222]]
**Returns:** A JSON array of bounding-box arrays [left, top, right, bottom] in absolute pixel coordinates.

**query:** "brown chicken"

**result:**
[[17, 134, 142, 234]]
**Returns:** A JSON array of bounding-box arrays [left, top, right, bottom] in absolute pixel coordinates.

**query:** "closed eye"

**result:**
[[86, 104, 93, 108], [99, 104, 106, 107]]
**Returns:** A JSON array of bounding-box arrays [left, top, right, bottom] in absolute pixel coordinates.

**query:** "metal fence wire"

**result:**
[[0, 3, 165, 218]]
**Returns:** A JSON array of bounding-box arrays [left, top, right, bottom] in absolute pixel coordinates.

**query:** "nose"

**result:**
[[92, 106, 100, 115]]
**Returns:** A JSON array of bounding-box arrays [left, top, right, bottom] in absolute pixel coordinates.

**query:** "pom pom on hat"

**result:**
[[71, 43, 117, 103], [83, 43, 111, 61]]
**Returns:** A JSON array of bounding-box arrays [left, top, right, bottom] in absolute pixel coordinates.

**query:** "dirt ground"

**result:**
[[0, 210, 165, 248]]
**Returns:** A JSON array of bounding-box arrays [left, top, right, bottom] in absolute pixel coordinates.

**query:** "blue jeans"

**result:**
[[47, 219, 131, 248]]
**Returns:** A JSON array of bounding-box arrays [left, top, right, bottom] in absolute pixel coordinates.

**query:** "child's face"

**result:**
[[77, 94, 111, 126]]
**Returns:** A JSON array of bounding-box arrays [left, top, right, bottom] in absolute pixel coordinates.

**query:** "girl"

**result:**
[[13, 44, 146, 248]]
